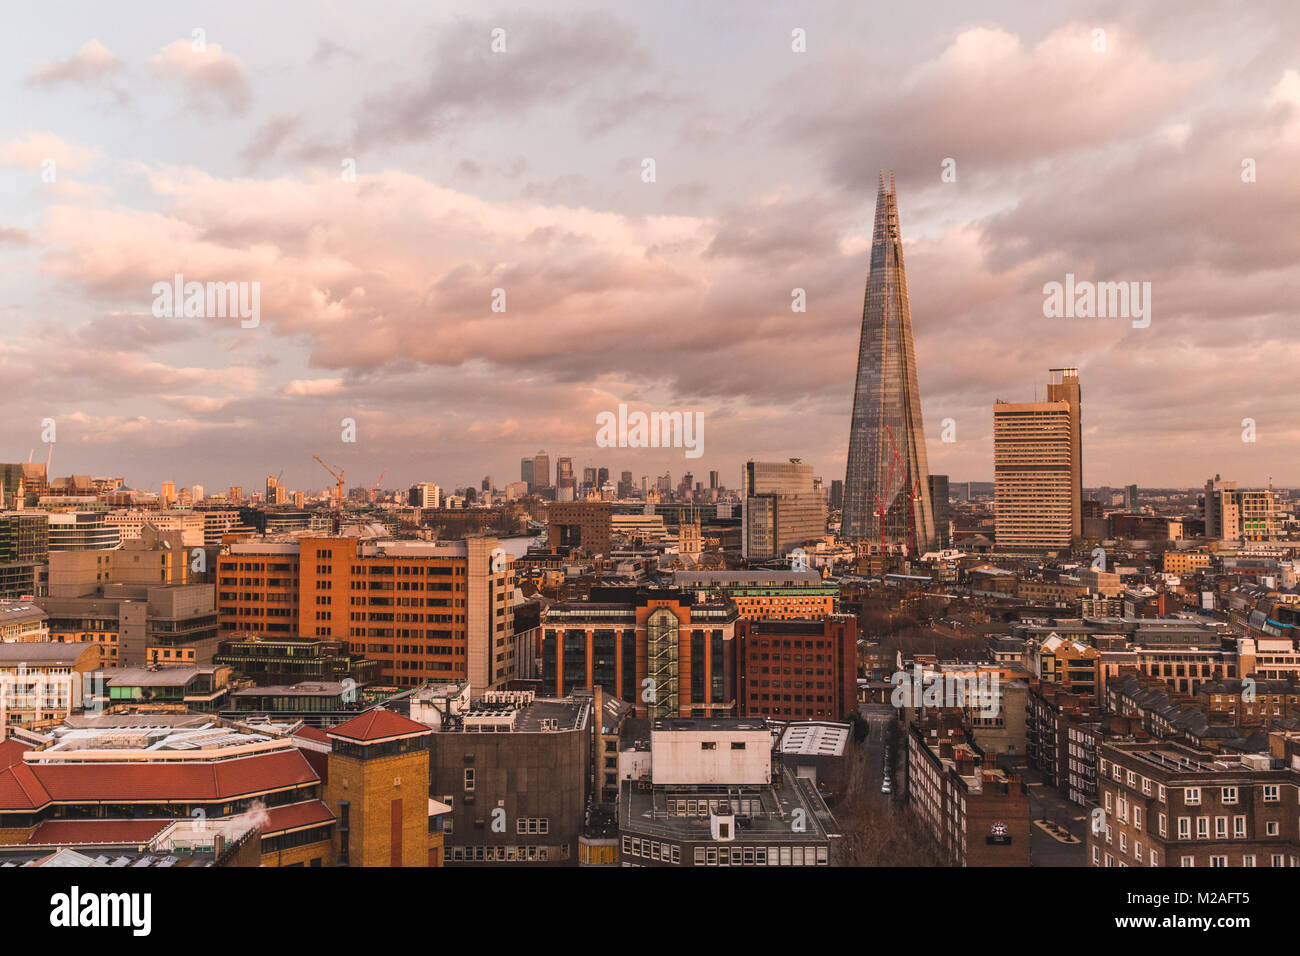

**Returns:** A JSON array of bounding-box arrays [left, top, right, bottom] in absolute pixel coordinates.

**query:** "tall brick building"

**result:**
[[218, 533, 513, 691], [735, 615, 858, 720]]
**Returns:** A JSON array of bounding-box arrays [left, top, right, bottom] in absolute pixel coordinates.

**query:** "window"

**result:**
[[1177, 817, 1190, 839], [1184, 787, 1201, 806], [701, 742, 717, 751], [731, 742, 746, 750], [463, 768, 475, 791], [1264, 785, 1280, 803], [1222, 786, 1239, 805], [1196, 817, 1209, 840]]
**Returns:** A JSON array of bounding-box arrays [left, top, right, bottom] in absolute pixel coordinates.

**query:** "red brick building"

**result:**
[[736, 615, 858, 721]]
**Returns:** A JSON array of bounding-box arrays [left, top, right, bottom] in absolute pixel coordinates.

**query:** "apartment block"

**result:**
[[1091, 739, 1300, 868]]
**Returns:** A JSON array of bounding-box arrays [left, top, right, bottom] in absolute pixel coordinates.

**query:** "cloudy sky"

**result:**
[[1, 0, 1297, 497]]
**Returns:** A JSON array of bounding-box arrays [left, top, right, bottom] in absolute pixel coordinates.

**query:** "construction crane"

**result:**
[[370, 469, 386, 505], [312, 455, 345, 530]]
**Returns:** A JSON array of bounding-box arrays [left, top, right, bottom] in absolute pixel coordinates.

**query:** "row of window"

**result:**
[[449, 844, 568, 862], [693, 844, 828, 866]]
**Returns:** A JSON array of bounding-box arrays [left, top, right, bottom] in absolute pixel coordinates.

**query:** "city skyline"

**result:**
[[3, 2, 1299, 492]]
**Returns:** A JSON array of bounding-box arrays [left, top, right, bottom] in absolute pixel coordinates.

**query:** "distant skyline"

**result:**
[[2, 1, 1298, 493]]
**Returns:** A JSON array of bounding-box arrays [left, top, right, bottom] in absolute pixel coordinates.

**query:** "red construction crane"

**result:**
[[370, 469, 386, 504], [312, 455, 345, 528]]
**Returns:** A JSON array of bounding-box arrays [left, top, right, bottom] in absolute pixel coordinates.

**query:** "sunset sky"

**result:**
[[1, 0, 1297, 495]]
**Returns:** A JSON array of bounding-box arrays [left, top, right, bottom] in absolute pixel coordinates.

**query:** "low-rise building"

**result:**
[[906, 710, 1030, 866], [618, 717, 837, 867]]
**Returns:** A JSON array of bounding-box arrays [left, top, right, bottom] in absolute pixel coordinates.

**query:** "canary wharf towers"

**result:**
[[842, 173, 936, 554]]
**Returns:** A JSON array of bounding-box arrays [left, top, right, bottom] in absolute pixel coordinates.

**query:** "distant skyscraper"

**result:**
[[160, 481, 176, 508], [533, 452, 551, 492], [741, 460, 826, 561], [709, 471, 719, 490], [521, 458, 535, 493], [1124, 483, 1139, 511], [482, 476, 493, 492], [556, 457, 575, 500], [829, 479, 844, 512], [927, 475, 950, 549], [993, 368, 1082, 551], [842, 174, 935, 554]]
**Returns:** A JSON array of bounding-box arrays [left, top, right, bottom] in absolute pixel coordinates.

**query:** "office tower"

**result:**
[[293, 491, 305, 509], [217, 535, 512, 689], [0, 512, 48, 598], [0, 463, 48, 509], [266, 475, 279, 503], [582, 467, 597, 490], [1124, 484, 1139, 511], [1204, 475, 1279, 541], [993, 368, 1083, 551], [741, 459, 827, 561], [533, 451, 551, 492], [556, 457, 575, 501], [228, 486, 243, 504], [842, 174, 935, 554], [709, 471, 719, 491], [160, 481, 176, 508], [191, 484, 204, 504], [274, 484, 288, 505], [928, 474, 950, 549], [829, 479, 844, 512], [408, 482, 441, 509], [618, 471, 633, 498], [521, 458, 535, 493], [1048, 366, 1084, 538], [597, 467, 609, 488], [482, 475, 493, 492]]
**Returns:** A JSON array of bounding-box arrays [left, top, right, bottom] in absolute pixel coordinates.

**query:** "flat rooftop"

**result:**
[[620, 767, 837, 843], [652, 717, 767, 733], [27, 715, 278, 756]]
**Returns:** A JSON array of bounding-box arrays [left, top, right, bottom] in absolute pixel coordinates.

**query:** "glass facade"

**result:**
[[842, 174, 936, 553]]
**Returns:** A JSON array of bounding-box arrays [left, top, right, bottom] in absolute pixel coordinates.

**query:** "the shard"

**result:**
[[842, 173, 936, 554]]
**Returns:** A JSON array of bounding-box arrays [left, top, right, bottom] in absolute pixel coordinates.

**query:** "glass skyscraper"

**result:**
[[842, 173, 935, 554]]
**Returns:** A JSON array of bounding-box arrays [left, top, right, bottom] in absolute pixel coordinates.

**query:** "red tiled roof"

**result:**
[[0, 762, 51, 811], [25, 819, 171, 846], [261, 799, 335, 836], [0, 748, 319, 811], [328, 708, 429, 742], [293, 726, 332, 744], [0, 739, 31, 771]]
